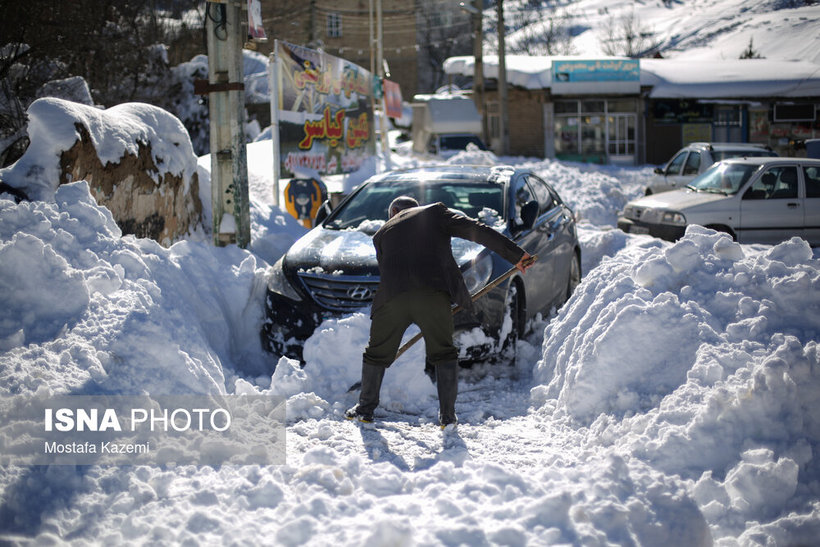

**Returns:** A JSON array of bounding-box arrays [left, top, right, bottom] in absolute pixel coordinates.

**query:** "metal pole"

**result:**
[[369, 0, 378, 171], [205, 0, 250, 248], [376, 0, 392, 170], [269, 41, 281, 208], [473, 0, 486, 144]]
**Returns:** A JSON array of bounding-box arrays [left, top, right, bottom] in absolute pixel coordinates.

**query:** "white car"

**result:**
[[619, 157, 820, 245], [647, 142, 777, 195]]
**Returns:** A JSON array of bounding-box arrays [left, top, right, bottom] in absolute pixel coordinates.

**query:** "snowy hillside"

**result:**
[[500, 0, 820, 63]]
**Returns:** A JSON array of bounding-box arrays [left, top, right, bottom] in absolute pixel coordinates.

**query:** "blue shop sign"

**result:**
[[553, 59, 640, 82]]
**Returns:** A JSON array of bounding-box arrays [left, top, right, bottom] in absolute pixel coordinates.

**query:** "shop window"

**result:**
[[555, 101, 579, 114], [715, 106, 741, 126], [327, 13, 342, 38], [555, 117, 579, 155], [608, 99, 637, 113], [581, 115, 605, 155], [774, 104, 816, 122], [608, 114, 636, 156], [582, 100, 605, 113]]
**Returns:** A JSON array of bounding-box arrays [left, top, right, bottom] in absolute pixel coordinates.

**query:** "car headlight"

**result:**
[[661, 211, 687, 225], [462, 254, 493, 294], [623, 205, 635, 219], [267, 257, 303, 301]]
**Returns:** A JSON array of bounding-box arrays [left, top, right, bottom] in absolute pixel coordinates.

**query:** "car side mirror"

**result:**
[[520, 200, 539, 230], [654, 167, 664, 175], [313, 200, 332, 226]]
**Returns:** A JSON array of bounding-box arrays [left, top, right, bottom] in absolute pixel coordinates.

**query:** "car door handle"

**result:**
[[787, 202, 799, 209]]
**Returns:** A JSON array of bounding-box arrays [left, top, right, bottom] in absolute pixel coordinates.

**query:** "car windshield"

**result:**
[[688, 162, 760, 195], [325, 180, 505, 230]]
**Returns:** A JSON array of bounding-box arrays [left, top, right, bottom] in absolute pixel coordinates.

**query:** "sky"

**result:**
[[2, 0, 820, 544]]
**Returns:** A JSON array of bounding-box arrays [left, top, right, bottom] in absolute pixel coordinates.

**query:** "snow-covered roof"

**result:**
[[443, 55, 820, 98]]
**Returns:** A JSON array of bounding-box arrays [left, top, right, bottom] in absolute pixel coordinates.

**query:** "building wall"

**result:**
[[259, 0, 472, 99], [507, 88, 546, 158]]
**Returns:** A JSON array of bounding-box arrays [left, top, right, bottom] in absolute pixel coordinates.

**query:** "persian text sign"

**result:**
[[275, 41, 375, 177], [1, 394, 286, 466], [551, 59, 641, 94]]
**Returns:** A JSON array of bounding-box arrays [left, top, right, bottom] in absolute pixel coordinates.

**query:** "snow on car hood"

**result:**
[[631, 189, 730, 211], [284, 224, 486, 274]]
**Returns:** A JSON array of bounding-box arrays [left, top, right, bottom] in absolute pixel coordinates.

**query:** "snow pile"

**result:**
[[532, 160, 640, 227], [533, 225, 820, 542], [0, 98, 199, 202], [0, 180, 270, 394], [534, 226, 819, 420], [445, 144, 500, 166]]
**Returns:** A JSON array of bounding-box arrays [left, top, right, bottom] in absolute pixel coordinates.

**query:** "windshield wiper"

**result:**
[[686, 184, 698, 191], [703, 188, 729, 195]]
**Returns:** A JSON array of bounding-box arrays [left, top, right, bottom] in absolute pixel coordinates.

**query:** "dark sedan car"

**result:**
[[262, 165, 581, 363]]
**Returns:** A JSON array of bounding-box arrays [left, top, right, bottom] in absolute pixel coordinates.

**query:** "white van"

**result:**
[[619, 157, 820, 245]]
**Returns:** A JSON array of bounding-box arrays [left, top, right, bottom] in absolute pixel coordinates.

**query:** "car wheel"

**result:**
[[705, 224, 737, 241], [500, 282, 521, 362]]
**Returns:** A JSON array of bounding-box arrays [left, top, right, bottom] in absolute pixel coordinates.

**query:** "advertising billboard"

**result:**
[[273, 41, 376, 177]]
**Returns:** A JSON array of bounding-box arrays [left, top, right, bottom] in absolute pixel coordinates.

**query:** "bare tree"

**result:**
[[599, 10, 663, 57], [0, 0, 203, 166], [417, 0, 473, 92]]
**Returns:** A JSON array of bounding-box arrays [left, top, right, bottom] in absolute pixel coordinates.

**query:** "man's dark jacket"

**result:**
[[371, 202, 526, 313]]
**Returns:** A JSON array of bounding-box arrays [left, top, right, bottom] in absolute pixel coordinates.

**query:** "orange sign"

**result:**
[[284, 178, 328, 228]]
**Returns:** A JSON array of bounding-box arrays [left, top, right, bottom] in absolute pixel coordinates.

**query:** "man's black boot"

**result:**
[[435, 360, 459, 428], [345, 362, 385, 423]]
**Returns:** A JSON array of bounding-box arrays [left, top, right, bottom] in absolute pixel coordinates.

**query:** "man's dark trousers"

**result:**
[[357, 288, 459, 420]]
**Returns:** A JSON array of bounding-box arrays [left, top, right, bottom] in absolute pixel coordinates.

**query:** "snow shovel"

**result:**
[[346, 254, 537, 392]]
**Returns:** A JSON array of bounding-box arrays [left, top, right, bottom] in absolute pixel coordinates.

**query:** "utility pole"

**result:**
[[496, 0, 509, 155], [376, 0, 392, 170], [203, 1, 250, 248], [461, 0, 486, 144], [473, 0, 486, 144]]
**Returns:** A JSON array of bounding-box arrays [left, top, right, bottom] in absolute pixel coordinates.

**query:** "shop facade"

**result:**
[[442, 56, 820, 165]]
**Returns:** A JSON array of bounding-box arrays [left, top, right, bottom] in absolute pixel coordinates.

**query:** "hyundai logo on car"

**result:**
[[346, 286, 372, 301]]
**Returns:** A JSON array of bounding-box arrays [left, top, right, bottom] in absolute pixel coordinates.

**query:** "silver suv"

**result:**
[[647, 142, 776, 195]]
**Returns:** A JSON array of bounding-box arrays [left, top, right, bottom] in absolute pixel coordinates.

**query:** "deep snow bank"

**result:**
[[533, 225, 820, 541], [533, 226, 819, 423], [0, 181, 270, 395]]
